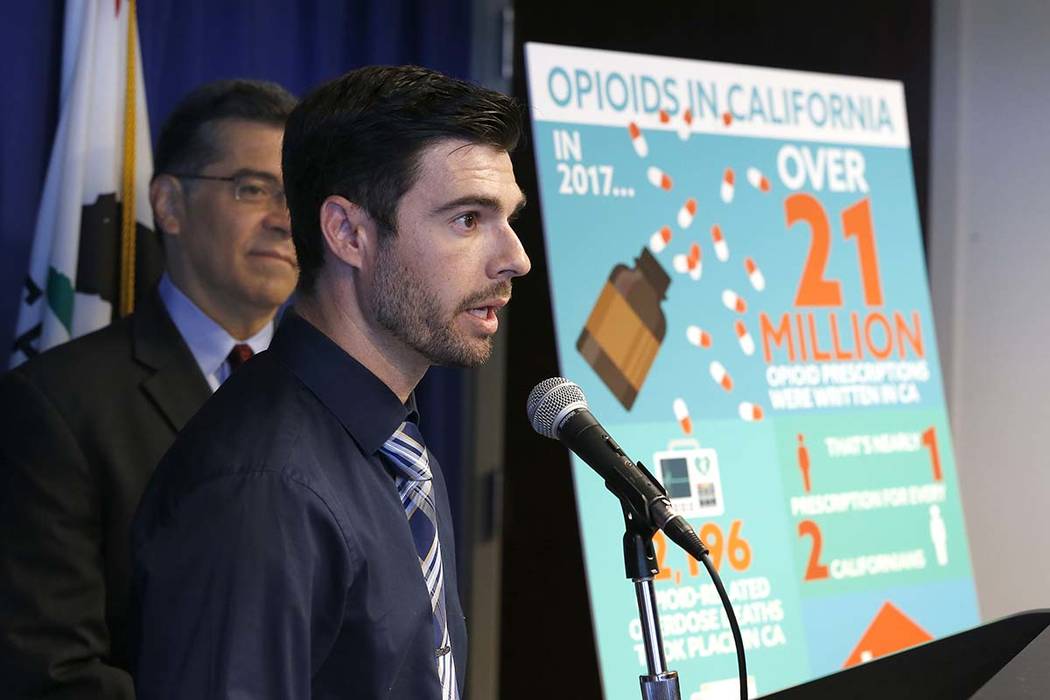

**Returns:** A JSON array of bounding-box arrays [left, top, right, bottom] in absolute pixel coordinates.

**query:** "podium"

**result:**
[[763, 610, 1050, 699]]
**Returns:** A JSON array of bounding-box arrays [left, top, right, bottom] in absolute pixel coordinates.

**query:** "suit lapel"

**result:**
[[133, 290, 213, 432]]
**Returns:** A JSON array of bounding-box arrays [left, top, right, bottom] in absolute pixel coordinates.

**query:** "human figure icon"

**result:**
[[929, 504, 949, 566], [797, 433, 812, 493]]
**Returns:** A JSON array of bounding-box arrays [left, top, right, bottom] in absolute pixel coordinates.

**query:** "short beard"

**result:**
[[369, 236, 509, 368]]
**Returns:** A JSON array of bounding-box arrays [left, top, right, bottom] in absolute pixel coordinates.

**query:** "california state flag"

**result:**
[[10, 0, 161, 367]]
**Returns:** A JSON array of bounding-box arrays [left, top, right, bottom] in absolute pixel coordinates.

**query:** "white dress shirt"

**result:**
[[158, 274, 273, 392]]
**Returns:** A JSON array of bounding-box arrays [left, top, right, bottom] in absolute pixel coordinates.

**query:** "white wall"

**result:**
[[930, 0, 1050, 620]]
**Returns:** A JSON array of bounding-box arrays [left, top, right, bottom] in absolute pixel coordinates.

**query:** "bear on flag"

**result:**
[[10, 0, 161, 367]]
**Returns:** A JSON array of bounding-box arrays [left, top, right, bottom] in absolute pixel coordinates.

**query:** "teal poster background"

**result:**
[[525, 43, 979, 699]]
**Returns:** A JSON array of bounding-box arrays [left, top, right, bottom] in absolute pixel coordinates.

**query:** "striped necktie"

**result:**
[[379, 421, 459, 700]]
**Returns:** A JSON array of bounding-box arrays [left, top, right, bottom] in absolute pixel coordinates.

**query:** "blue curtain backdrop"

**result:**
[[0, 0, 472, 532]]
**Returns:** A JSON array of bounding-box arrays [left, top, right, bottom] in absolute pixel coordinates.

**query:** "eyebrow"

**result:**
[[229, 168, 282, 184], [432, 192, 528, 217]]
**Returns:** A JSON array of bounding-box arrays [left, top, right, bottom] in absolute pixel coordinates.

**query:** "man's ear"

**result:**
[[319, 195, 379, 271], [150, 175, 184, 238]]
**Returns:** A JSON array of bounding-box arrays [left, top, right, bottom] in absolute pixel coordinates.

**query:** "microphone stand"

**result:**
[[620, 463, 682, 700]]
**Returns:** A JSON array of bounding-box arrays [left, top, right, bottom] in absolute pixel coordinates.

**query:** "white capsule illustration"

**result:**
[[647, 166, 673, 191], [677, 198, 698, 229], [628, 122, 648, 158], [722, 289, 747, 313], [720, 168, 735, 204], [686, 325, 712, 349], [687, 243, 701, 280], [673, 398, 693, 434], [649, 226, 672, 253], [735, 320, 755, 356], [678, 109, 693, 141], [709, 360, 733, 392], [746, 166, 770, 192], [738, 402, 764, 422], [744, 257, 766, 291], [711, 225, 729, 262]]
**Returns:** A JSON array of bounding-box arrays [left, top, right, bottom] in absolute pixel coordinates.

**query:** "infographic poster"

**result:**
[[524, 43, 979, 699]]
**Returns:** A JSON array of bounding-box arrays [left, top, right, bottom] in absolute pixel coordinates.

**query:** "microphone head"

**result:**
[[527, 377, 588, 439]]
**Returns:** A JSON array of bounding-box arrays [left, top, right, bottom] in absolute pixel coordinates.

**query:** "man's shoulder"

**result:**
[[10, 316, 137, 385], [157, 351, 336, 485], [0, 317, 145, 417], [135, 352, 355, 543]]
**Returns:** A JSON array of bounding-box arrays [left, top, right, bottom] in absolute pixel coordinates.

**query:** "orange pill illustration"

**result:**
[[676, 256, 701, 281], [711, 224, 730, 262], [738, 402, 764, 421], [720, 168, 735, 204], [672, 243, 701, 281], [744, 257, 766, 291], [687, 243, 702, 280], [722, 289, 747, 313], [709, 361, 733, 391], [673, 398, 692, 434], [686, 325, 712, 348], [647, 166, 673, 191], [677, 198, 698, 229], [649, 226, 672, 253], [628, 122, 648, 158], [747, 166, 771, 192], [678, 109, 693, 141], [735, 320, 755, 356]]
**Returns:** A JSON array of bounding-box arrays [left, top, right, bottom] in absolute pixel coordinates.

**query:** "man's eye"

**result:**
[[236, 181, 270, 200], [455, 213, 478, 229]]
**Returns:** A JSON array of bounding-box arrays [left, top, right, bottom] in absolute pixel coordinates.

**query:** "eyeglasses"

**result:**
[[167, 172, 287, 210]]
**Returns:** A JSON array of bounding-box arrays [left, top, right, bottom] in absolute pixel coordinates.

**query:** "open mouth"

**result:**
[[467, 306, 496, 321], [460, 290, 510, 333]]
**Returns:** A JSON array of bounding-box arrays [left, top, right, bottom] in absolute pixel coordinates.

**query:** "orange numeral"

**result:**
[[787, 193, 842, 306], [921, 426, 943, 481], [727, 520, 752, 570], [842, 198, 883, 306], [798, 519, 830, 581], [687, 521, 752, 575]]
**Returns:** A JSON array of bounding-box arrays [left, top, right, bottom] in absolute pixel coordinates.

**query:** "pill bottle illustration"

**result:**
[[576, 248, 670, 410]]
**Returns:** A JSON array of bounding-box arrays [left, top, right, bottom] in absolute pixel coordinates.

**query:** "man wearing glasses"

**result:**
[[0, 80, 298, 698]]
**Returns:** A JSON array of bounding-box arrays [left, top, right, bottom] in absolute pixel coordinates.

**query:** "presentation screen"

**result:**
[[525, 42, 979, 699]]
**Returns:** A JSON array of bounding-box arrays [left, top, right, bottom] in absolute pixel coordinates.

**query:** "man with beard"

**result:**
[[131, 66, 530, 699]]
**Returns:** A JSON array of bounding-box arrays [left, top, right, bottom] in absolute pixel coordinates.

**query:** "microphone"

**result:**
[[527, 377, 707, 562]]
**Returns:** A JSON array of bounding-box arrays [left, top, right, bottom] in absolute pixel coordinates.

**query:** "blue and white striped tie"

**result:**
[[380, 421, 458, 700]]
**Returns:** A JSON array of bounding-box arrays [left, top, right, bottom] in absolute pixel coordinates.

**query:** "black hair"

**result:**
[[282, 65, 522, 294], [154, 79, 298, 177]]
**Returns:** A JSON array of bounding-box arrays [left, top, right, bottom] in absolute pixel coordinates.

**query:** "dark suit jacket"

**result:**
[[0, 291, 211, 699]]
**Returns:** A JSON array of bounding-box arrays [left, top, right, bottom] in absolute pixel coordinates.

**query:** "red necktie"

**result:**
[[226, 343, 254, 372]]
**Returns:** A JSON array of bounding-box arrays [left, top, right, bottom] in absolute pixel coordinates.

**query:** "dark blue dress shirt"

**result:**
[[131, 312, 466, 699]]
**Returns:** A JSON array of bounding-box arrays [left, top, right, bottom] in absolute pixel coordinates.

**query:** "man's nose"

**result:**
[[264, 205, 292, 236], [495, 224, 531, 280]]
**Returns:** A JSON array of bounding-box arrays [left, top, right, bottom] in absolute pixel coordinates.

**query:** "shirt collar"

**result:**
[[158, 274, 274, 382], [268, 309, 416, 455]]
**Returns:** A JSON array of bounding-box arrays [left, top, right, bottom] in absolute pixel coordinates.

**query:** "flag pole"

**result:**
[[119, 0, 138, 317]]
